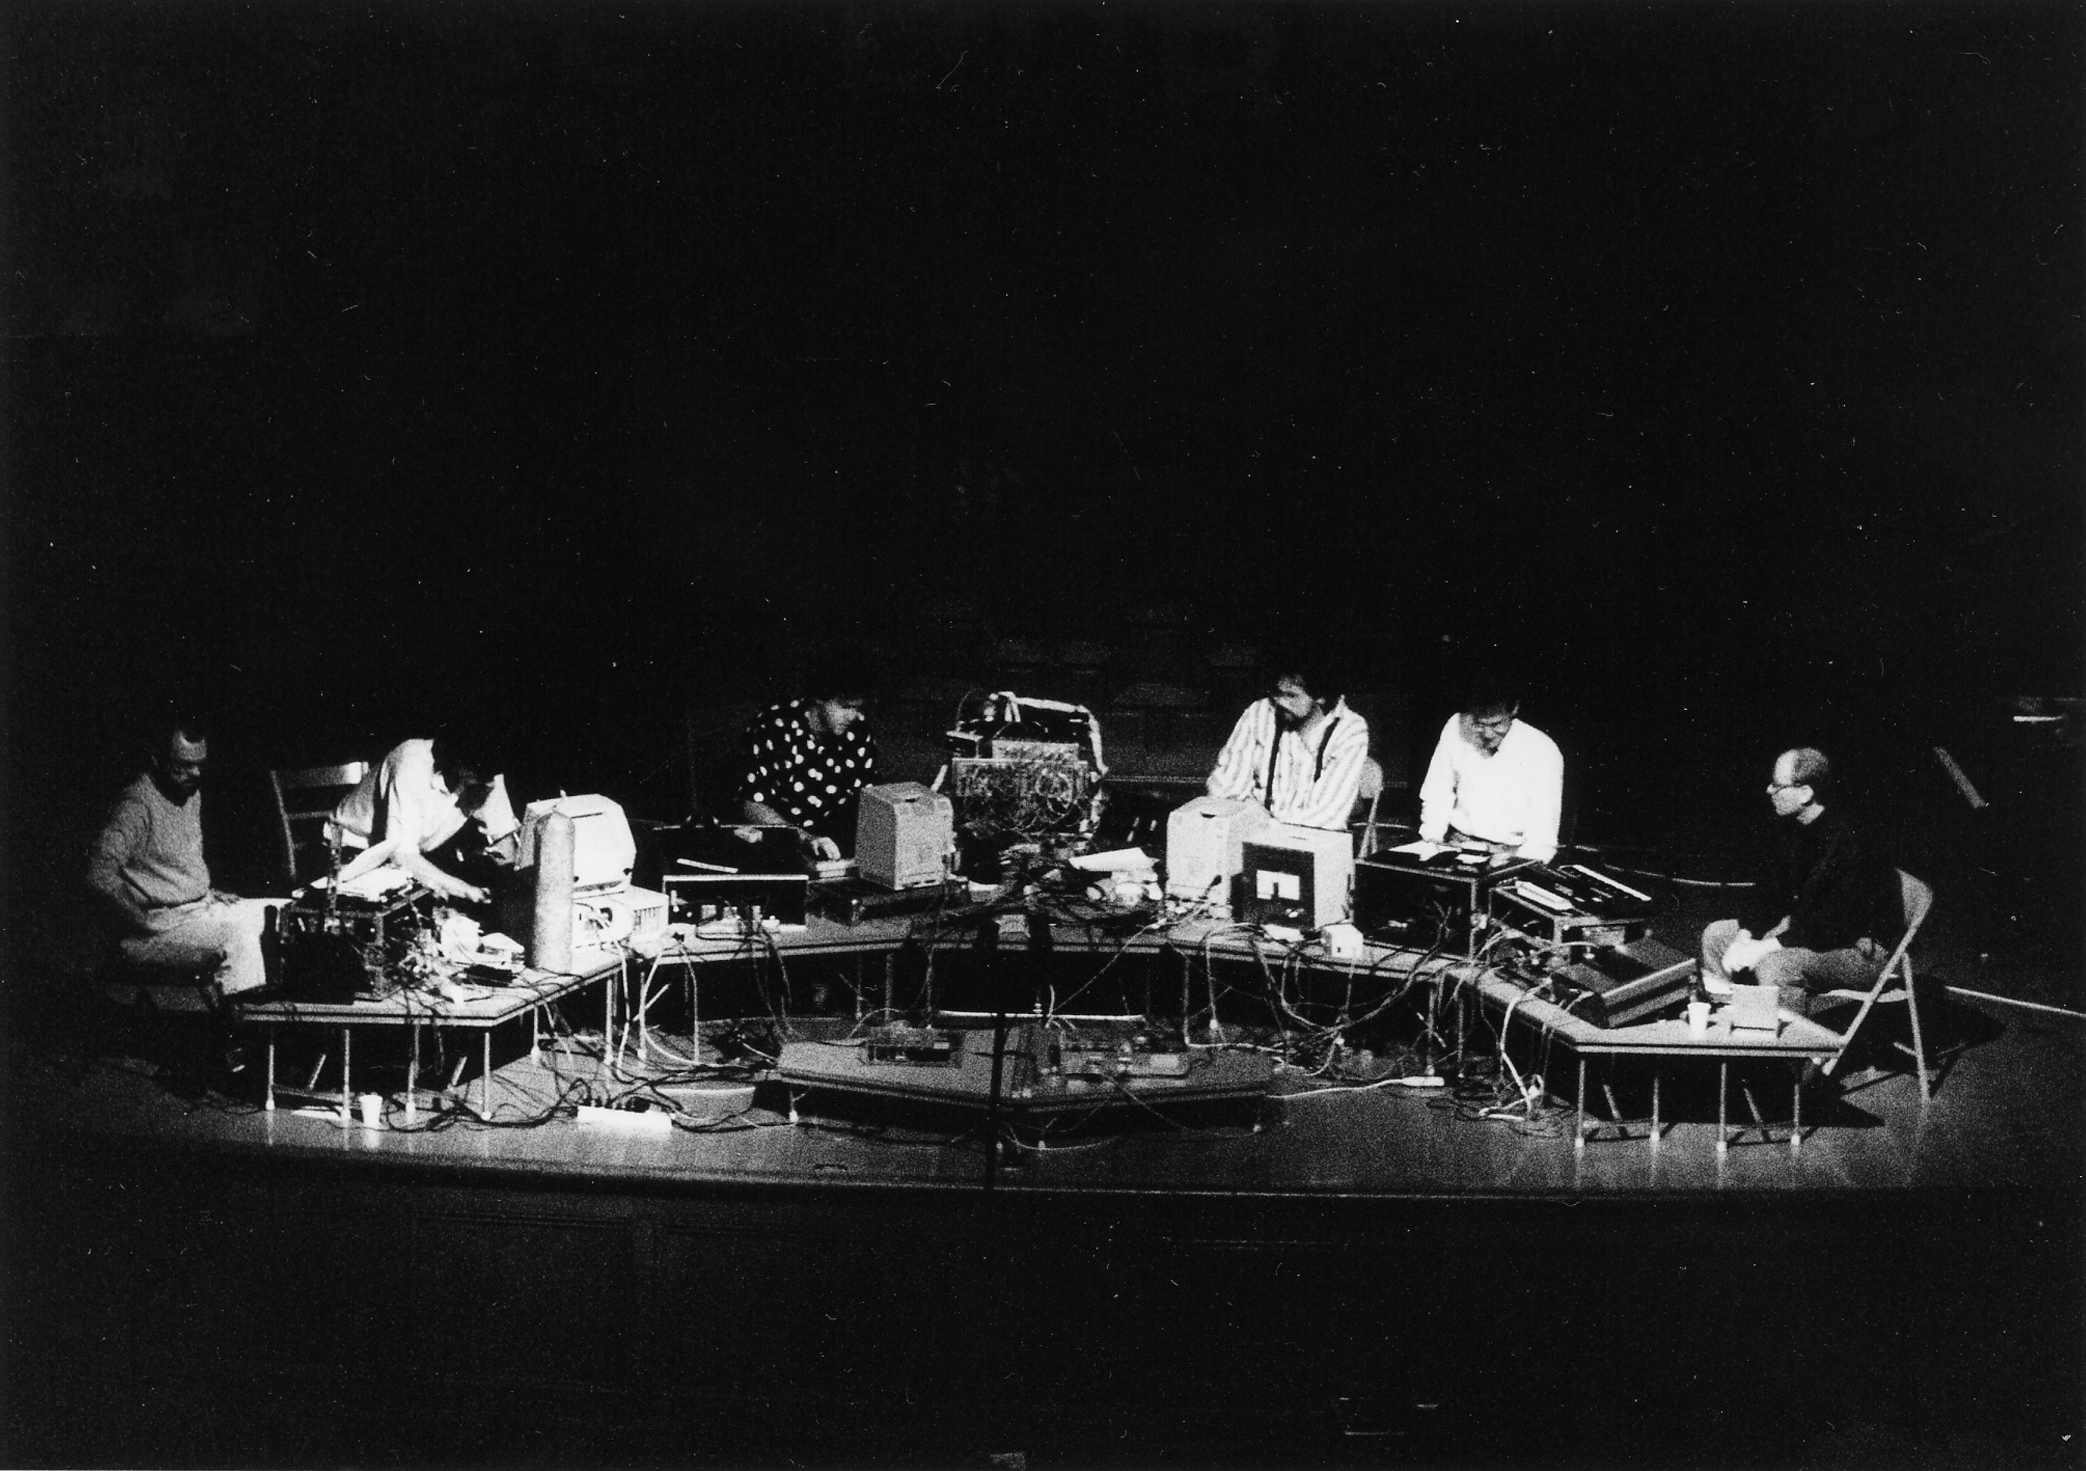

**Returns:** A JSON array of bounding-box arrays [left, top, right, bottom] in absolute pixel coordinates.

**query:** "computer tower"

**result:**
[[856, 782, 955, 890], [1165, 796, 1275, 911], [1239, 823, 1356, 932]]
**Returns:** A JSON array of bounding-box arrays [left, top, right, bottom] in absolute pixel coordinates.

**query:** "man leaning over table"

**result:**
[[331, 731, 520, 906], [1416, 676, 1563, 863]]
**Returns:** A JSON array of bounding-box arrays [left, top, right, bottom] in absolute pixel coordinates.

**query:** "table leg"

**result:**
[[1575, 1057, 1587, 1150], [408, 1022, 420, 1122], [481, 1033, 493, 1116], [341, 1026, 353, 1124], [1651, 1070, 1662, 1147], [1717, 1060, 1729, 1153], [265, 1024, 277, 1111], [1791, 1063, 1802, 1154]]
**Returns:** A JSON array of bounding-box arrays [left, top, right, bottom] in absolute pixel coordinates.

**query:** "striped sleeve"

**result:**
[[1206, 701, 1274, 803], [1285, 711, 1372, 831]]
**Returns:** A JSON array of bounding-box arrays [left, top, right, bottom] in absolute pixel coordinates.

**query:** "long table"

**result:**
[[656, 908, 1849, 1152], [235, 954, 626, 1121], [1464, 969, 1844, 1151], [242, 903, 1842, 1151]]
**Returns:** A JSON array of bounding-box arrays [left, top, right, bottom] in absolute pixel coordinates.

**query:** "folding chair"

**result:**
[[1819, 869, 1938, 1103]]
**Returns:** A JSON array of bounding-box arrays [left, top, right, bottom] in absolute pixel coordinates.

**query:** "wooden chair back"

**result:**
[[1352, 756, 1385, 857], [270, 762, 369, 888]]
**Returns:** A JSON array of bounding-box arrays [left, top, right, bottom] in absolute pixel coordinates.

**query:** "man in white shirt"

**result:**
[[1206, 653, 1371, 832], [331, 734, 521, 904], [1416, 680, 1563, 862]]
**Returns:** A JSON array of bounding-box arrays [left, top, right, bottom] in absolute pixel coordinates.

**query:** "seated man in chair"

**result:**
[[86, 720, 276, 1000], [1701, 747, 1903, 1015]]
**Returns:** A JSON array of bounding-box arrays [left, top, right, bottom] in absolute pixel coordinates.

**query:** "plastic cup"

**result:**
[[1687, 1000, 1712, 1038]]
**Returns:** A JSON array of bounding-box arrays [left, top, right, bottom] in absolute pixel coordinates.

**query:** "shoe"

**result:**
[[1797, 1059, 1845, 1098]]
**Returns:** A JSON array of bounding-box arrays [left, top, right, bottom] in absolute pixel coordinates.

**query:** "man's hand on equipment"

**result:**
[[1723, 931, 1781, 975], [806, 834, 842, 862], [731, 826, 764, 844], [441, 877, 490, 905]]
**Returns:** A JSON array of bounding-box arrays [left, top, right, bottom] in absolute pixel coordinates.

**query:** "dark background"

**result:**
[[6, 2, 2081, 946]]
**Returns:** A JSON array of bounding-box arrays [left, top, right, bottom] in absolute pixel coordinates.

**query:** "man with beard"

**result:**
[[1206, 654, 1371, 831], [1416, 677, 1564, 863], [87, 719, 277, 998]]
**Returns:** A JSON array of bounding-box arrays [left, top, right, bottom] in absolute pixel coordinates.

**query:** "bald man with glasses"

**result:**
[[1700, 747, 1903, 1012]]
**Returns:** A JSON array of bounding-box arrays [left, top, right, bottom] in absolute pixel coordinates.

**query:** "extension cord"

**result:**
[[575, 1104, 674, 1133]]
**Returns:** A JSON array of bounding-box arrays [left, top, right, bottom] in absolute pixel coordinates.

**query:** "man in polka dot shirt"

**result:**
[[734, 653, 879, 865]]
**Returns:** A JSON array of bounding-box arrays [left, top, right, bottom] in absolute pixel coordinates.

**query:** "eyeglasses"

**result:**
[[1766, 780, 1808, 793]]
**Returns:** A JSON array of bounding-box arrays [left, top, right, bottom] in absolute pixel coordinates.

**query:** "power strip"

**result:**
[[575, 1104, 675, 1133]]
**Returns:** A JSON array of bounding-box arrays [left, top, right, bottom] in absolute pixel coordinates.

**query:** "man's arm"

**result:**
[[1416, 719, 1457, 844], [737, 798, 839, 861], [1778, 821, 1881, 952], [334, 834, 488, 902], [1736, 832, 1791, 937], [734, 717, 839, 860], [1514, 739, 1564, 862], [1722, 832, 1798, 972], [1206, 702, 1268, 803], [86, 798, 155, 933], [476, 774, 521, 863]]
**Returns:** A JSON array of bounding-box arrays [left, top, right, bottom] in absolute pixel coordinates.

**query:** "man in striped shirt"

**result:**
[[1206, 656, 1372, 832]]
